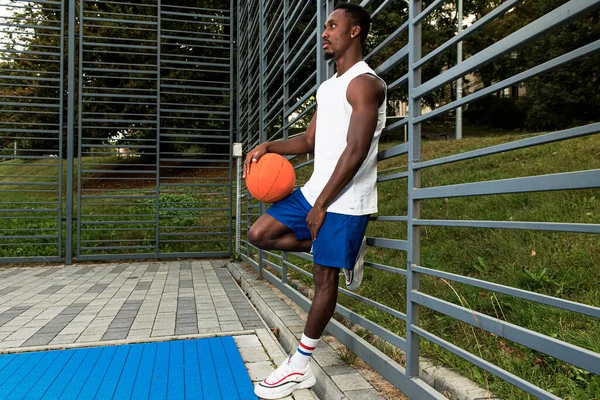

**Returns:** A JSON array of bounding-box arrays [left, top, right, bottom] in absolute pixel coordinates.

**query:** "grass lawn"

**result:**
[[278, 131, 600, 399]]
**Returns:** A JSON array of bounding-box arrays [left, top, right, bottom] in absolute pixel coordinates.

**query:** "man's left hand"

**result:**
[[306, 205, 326, 241]]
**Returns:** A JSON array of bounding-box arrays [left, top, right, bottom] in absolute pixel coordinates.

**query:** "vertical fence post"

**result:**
[[76, 0, 83, 261], [65, 0, 76, 265], [316, 0, 334, 84], [257, 0, 266, 279], [455, 0, 463, 140], [234, 144, 242, 256], [58, 0, 65, 263], [283, 0, 289, 141], [155, 0, 162, 258], [406, 0, 423, 379], [281, 0, 289, 284], [316, 0, 326, 85], [235, 0, 242, 259], [229, 0, 235, 256]]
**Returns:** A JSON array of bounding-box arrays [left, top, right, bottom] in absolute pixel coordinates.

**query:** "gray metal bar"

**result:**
[[375, 45, 409, 76], [412, 292, 600, 375], [257, 0, 266, 279], [377, 143, 409, 161], [228, 0, 235, 256], [414, 170, 600, 199], [412, 265, 600, 319], [388, 72, 409, 91], [339, 286, 407, 321], [161, 11, 230, 21], [155, 0, 161, 258], [65, 0, 75, 265], [416, 122, 600, 169], [406, 0, 423, 379], [382, 117, 408, 134], [78, 251, 230, 261], [377, 171, 409, 183], [365, 261, 407, 276], [370, 216, 408, 222], [318, 1, 327, 87], [413, 0, 450, 25], [416, 219, 600, 234], [367, 237, 408, 251]]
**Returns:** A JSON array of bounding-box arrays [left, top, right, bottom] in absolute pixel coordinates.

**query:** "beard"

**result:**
[[324, 51, 334, 60]]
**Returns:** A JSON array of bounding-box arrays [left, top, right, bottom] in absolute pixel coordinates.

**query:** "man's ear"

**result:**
[[351, 26, 361, 38]]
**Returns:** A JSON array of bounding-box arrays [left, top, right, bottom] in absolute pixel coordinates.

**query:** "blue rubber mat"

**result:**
[[0, 336, 258, 399]]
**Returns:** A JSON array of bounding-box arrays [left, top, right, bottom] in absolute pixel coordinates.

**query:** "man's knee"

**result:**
[[247, 224, 267, 249], [313, 265, 340, 293]]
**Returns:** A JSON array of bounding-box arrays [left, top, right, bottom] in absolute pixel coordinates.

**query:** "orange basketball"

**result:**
[[245, 153, 296, 203]]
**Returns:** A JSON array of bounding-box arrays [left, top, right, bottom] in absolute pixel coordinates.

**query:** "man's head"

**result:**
[[322, 3, 370, 60]]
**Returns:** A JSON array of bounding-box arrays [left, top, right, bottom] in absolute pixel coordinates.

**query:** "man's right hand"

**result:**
[[243, 143, 269, 178]]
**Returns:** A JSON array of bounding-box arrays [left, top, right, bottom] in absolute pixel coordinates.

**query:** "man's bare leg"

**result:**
[[303, 263, 339, 338], [248, 214, 312, 252], [250, 217, 338, 337]]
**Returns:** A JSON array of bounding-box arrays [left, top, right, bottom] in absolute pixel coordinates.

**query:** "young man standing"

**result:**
[[243, 3, 386, 399]]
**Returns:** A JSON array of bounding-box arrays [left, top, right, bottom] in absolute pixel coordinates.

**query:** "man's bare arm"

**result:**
[[243, 108, 317, 178]]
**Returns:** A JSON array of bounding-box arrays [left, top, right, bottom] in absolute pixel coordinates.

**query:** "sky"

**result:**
[[0, 2, 13, 18], [0, 3, 15, 42]]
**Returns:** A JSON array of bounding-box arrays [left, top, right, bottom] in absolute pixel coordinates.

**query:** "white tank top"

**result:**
[[301, 61, 386, 215]]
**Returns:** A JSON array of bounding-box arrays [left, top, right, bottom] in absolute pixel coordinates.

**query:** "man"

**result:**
[[243, 3, 386, 399]]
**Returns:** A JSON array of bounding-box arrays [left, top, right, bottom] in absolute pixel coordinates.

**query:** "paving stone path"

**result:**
[[0, 260, 263, 350]]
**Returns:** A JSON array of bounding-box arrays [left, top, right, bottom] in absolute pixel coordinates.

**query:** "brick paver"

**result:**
[[0, 260, 256, 350]]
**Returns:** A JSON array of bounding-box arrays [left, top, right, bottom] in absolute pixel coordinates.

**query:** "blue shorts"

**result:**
[[266, 189, 369, 269]]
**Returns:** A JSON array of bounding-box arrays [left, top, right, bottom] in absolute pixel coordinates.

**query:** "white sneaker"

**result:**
[[254, 356, 316, 399], [344, 236, 366, 291]]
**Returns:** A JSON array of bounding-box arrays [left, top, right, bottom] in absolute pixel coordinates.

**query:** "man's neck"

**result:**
[[335, 51, 363, 76]]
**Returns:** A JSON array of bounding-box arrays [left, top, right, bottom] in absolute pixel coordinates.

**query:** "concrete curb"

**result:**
[[0, 330, 256, 354], [228, 261, 495, 400]]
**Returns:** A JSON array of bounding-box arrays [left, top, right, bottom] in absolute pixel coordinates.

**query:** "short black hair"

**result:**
[[334, 2, 370, 46]]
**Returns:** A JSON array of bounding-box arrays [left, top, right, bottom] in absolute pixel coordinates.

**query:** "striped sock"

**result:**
[[290, 334, 319, 370]]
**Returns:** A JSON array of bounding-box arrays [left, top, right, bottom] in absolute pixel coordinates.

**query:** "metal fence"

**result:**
[[0, 0, 64, 263], [235, 0, 600, 399], [0, 0, 234, 263]]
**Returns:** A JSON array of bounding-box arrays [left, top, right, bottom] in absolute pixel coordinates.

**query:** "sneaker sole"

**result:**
[[255, 374, 316, 399]]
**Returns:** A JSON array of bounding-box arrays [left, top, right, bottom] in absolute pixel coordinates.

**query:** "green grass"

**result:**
[[281, 132, 600, 399]]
